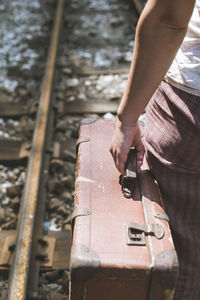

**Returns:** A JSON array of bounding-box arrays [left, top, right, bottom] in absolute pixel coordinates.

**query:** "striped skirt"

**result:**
[[144, 81, 200, 300]]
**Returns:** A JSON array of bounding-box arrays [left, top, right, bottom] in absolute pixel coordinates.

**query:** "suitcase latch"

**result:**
[[126, 222, 165, 246]]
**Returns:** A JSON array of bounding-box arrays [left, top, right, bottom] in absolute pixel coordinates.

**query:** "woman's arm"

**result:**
[[110, 0, 195, 175]]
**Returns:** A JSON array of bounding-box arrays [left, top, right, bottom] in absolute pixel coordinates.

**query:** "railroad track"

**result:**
[[0, 0, 145, 299], [8, 0, 65, 299], [0, 1, 67, 299]]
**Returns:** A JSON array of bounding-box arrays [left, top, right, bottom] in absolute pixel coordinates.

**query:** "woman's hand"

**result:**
[[110, 117, 145, 175]]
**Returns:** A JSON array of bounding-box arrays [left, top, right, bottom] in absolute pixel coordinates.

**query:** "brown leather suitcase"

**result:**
[[70, 118, 178, 300]]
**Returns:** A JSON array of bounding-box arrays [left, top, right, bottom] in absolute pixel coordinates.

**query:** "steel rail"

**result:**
[[7, 0, 64, 298]]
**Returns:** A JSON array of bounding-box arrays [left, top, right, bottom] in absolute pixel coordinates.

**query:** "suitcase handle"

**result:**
[[125, 147, 137, 178], [119, 147, 137, 199]]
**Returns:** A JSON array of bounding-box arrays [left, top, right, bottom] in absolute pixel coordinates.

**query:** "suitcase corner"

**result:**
[[70, 243, 101, 283]]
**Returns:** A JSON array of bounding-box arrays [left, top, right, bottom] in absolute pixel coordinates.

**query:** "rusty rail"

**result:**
[[7, 0, 64, 299]]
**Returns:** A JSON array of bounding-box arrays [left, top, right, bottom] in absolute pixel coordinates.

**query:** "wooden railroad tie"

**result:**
[[0, 140, 31, 164], [0, 140, 76, 164], [57, 100, 119, 115], [0, 230, 72, 270], [0, 102, 37, 118]]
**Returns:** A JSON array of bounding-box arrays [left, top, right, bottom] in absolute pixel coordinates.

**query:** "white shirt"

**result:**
[[165, 0, 200, 96]]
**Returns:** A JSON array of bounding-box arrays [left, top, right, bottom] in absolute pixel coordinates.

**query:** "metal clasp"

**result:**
[[76, 137, 90, 154], [154, 211, 169, 222], [126, 224, 146, 245], [126, 222, 165, 246]]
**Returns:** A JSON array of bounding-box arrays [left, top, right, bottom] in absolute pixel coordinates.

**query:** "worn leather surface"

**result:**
[[70, 119, 178, 300]]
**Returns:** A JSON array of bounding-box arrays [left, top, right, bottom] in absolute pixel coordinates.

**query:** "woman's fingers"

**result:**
[[136, 142, 145, 168], [134, 129, 145, 168], [110, 118, 144, 174]]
